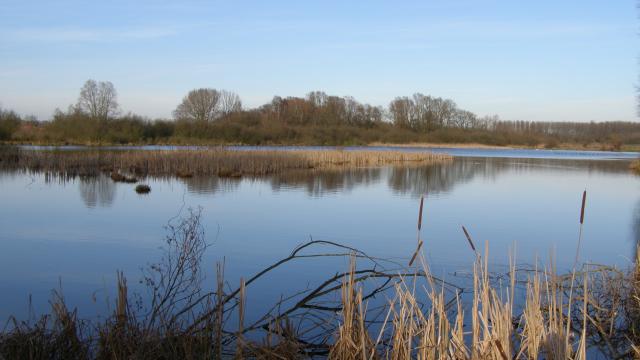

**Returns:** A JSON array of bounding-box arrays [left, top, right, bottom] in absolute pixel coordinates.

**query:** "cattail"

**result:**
[[462, 225, 477, 253], [579, 190, 586, 224], [115, 271, 128, 326], [495, 339, 509, 360], [236, 278, 245, 359], [409, 240, 423, 266], [215, 261, 225, 360], [418, 195, 425, 231]]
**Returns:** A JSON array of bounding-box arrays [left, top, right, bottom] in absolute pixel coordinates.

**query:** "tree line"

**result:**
[[1, 79, 639, 148]]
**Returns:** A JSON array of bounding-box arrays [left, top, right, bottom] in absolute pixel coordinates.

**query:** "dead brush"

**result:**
[[0, 289, 90, 360], [244, 318, 307, 359]]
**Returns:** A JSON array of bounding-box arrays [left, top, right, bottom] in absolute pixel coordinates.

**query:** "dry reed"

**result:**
[[324, 246, 604, 359], [0, 148, 452, 179]]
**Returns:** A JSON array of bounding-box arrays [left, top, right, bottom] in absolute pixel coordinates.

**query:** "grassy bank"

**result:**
[[0, 148, 452, 178]]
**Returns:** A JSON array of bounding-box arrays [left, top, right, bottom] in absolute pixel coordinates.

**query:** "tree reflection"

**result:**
[[387, 159, 498, 197], [633, 201, 640, 256], [389, 157, 631, 197], [79, 174, 115, 208], [268, 168, 383, 197], [180, 176, 241, 194], [179, 157, 633, 198]]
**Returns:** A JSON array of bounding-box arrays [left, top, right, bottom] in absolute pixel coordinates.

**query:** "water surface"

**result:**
[[1, 148, 639, 325]]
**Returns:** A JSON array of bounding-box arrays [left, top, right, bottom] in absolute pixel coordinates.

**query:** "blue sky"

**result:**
[[0, 0, 637, 122]]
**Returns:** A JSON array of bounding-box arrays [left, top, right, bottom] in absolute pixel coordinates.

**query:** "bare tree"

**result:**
[[218, 90, 242, 116], [173, 88, 221, 122], [77, 80, 119, 120], [389, 97, 413, 129]]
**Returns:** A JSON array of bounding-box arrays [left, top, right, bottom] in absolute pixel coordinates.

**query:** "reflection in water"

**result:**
[[260, 157, 633, 198], [180, 176, 241, 195], [0, 153, 639, 327], [268, 168, 383, 197], [388, 160, 490, 197], [634, 202, 640, 255], [4, 156, 632, 208], [389, 158, 631, 197], [78, 175, 116, 208]]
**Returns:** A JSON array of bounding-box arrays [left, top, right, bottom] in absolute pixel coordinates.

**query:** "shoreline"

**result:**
[[4, 141, 640, 154]]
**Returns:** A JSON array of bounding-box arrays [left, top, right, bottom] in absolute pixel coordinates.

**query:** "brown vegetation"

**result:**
[[0, 148, 452, 178], [110, 172, 138, 183], [632, 160, 640, 174], [135, 184, 151, 194], [2, 85, 639, 149]]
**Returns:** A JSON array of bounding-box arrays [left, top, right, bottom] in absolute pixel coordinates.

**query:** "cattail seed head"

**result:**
[[418, 195, 424, 230], [580, 190, 587, 224], [462, 225, 477, 252]]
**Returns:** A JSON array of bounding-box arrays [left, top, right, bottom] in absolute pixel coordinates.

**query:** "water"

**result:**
[[0, 147, 639, 327], [19, 144, 640, 160]]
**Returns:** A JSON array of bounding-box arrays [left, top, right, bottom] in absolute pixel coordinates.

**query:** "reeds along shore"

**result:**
[[632, 160, 640, 174], [0, 148, 452, 178]]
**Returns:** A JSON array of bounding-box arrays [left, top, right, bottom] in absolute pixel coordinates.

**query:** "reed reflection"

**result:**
[[633, 201, 640, 256], [268, 168, 384, 196], [78, 174, 116, 208], [260, 158, 631, 198], [179, 176, 242, 195]]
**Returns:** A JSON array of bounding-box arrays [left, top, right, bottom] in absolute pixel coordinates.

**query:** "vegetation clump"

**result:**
[[632, 160, 640, 174], [135, 184, 151, 194], [110, 172, 138, 183]]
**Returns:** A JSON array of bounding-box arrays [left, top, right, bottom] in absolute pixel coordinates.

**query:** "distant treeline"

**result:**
[[1, 80, 639, 149]]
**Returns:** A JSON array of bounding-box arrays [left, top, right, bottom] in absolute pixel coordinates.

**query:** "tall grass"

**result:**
[[0, 148, 452, 178], [632, 160, 640, 174], [323, 247, 597, 359]]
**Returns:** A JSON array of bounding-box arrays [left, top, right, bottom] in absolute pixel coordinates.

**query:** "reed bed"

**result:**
[[324, 249, 596, 360], [2, 241, 637, 359], [632, 160, 640, 174], [0, 147, 452, 178]]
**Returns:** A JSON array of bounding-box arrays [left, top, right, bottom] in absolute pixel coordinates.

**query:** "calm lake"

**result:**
[[1, 146, 639, 325]]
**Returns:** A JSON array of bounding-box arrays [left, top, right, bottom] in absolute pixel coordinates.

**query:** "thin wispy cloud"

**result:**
[[2, 26, 179, 42], [340, 20, 635, 40]]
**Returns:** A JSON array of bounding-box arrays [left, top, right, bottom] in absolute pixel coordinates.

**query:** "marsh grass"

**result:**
[[0, 148, 452, 179], [632, 160, 640, 174]]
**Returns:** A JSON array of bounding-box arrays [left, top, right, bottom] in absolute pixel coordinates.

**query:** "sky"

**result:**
[[0, 0, 638, 122]]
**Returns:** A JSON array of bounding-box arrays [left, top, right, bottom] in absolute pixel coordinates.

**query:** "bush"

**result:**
[[0, 108, 21, 140]]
